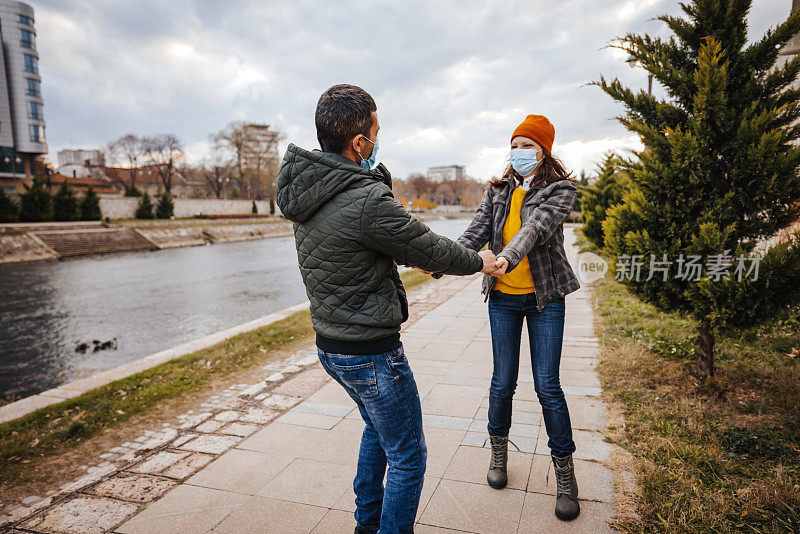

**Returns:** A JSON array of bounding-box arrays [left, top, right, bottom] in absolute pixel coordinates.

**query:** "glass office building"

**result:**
[[0, 1, 46, 195]]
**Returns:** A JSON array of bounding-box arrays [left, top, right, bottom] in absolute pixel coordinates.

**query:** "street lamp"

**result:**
[[626, 54, 653, 97]]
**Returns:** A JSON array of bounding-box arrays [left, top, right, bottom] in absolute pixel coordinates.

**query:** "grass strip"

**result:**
[[576, 229, 800, 533]]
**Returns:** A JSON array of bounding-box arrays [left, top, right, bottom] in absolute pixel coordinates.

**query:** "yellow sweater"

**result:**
[[494, 186, 535, 294]]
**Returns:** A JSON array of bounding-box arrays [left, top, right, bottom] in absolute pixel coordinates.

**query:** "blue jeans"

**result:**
[[487, 290, 576, 457], [317, 344, 426, 534]]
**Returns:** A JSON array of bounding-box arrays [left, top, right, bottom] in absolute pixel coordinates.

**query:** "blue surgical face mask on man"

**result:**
[[359, 134, 379, 169], [509, 148, 540, 177]]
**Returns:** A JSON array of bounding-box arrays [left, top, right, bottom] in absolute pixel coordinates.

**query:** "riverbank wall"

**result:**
[[0, 210, 477, 264], [98, 198, 277, 220], [0, 219, 295, 263]]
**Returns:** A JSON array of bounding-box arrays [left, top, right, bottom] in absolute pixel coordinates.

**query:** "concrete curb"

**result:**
[[0, 301, 311, 425]]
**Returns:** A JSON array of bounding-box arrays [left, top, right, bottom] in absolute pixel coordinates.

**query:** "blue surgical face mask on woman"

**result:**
[[509, 148, 540, 177], [359, 134, 379, 169]]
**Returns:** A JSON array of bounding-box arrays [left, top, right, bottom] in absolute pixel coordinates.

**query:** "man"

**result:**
[[276, 84, 498, 534]]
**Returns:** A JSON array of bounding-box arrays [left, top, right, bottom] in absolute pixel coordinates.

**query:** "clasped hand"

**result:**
[[412, 251, 507, 277], [478, 250, 508, 277]]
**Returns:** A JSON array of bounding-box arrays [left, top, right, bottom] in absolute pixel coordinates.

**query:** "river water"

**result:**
[[0, 218, 473, 401]]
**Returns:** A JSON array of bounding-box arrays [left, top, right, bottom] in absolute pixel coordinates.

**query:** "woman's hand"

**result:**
[[491, 257, 509, 277]]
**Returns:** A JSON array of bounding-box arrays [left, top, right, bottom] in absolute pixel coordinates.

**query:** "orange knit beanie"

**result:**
[[511, 115, 555, 153]]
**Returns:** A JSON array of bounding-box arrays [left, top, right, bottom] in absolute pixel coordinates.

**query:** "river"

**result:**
[[0, 218, 473, 402]]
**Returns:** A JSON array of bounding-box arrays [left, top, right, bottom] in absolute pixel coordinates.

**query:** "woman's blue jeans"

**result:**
[[317, 344, 426, 534], [487, 289, 576, 457]]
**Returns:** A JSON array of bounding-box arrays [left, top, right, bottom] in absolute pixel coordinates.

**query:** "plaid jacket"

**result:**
[[457, 175, 581, 311]]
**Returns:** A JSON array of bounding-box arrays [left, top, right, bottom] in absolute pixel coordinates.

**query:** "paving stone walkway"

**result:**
[[4, 226, 621, 533]]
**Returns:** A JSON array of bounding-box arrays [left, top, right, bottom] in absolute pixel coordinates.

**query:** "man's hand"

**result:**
[[479, 250, 498, 275], [491, 256, 509, 277]]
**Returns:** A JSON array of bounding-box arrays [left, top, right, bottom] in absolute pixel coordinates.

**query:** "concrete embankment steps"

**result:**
[[34, 229, 159, 258]]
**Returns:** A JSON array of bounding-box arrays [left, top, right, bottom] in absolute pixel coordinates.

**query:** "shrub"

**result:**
[[18, 178, 52, 222], [80, 186, 102, 220], [0, 187, 19, 222], [53, 181, 81, 221], [155, 192, 174, 219], [124, 185, 142, 197], [136, 192, 154, 219]]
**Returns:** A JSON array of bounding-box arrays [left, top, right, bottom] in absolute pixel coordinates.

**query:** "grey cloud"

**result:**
[[37, 0, 789, 177]]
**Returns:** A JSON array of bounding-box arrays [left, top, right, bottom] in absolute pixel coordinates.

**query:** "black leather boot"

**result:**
[[551, 453, 580, 520], [487, 434, 509, 489]]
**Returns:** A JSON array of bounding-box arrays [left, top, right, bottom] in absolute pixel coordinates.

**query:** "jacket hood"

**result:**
[[276, 144, 390, 223]]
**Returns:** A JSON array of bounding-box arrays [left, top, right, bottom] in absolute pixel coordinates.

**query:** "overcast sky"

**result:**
[[37, 0, 789, 179]]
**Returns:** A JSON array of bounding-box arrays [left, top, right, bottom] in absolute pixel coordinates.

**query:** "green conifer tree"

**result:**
[[124, 185, 142, 197], [19, 177, 52, 222], [0, 186, 18, 222], [80, 186, 103, 220], [595, 1, 800, 377], [573, 169, 590, 213], [580, 153, 631, 249], [53, 181, 81, 221], [155, 192, 174, 219], [136, 191, 155, 219]]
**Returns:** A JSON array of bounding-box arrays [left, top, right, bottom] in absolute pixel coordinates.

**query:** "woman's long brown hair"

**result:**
[[489, 148, 578, 187]]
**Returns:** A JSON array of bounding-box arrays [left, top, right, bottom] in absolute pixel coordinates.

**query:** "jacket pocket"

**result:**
[[329, 360, 379, 398]]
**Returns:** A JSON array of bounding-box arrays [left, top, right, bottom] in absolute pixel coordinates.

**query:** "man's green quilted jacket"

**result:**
[[276, 144, 483, 341]]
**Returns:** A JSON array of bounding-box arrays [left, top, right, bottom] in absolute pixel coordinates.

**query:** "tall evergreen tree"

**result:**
[[596, 0, 800, 378], [581, 153, 631, 249], [0, 187, 18, 222], [19, 178, 52, 222], [155, 192, 174, 219], [136, 191, 155, 219], [53, 181, 80, 221], [80, 186, 102, 221]]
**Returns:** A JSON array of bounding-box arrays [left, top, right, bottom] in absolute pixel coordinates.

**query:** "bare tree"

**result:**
[[435, 183, 457, 205], [142, 134, 183, 194], [202, 141, 234, 199], [213, 122, 284, 200], [107, 134, 144, 193], [213, 121, 248, 196], [247, 128, 283, 201], [407, 172, 433, 200]]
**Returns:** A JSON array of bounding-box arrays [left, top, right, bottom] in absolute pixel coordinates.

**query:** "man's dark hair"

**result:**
[[315, 84, 377, 154]]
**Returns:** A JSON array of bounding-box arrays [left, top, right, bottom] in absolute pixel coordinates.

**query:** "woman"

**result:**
[[457, 114, 582, 521]]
